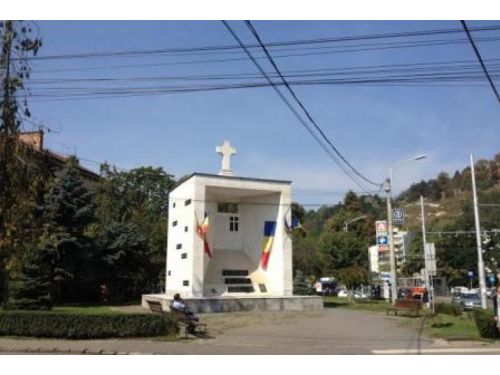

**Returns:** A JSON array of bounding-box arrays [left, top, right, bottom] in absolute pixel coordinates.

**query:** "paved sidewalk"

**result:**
[[1, 308, 499, 354]]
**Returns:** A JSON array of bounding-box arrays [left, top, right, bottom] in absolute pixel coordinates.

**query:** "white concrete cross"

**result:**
[[216, 140, 236, 176]]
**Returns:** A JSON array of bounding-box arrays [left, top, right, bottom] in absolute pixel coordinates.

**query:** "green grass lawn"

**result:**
[[52, 305, 116, 314], [423, 313, 481, 340], [323, 296, 391, 312]]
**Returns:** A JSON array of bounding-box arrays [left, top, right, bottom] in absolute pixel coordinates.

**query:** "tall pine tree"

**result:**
[[30, 157, 95, 305]]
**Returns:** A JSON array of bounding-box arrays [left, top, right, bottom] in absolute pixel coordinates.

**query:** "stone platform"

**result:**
[[141, 294, 323, 313]]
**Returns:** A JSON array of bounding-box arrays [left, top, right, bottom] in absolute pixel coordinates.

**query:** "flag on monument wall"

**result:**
[[196, 215, 212, 258], [260, 221, 277, 269], [284, 216, 307, 236]]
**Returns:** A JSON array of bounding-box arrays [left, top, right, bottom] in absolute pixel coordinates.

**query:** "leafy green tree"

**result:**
[[336, 266, 369, 302], [95, 165, 175, 293], [0, 20, 42, 307], [400, 235, 424, 277], [318, 231, 367, 273]]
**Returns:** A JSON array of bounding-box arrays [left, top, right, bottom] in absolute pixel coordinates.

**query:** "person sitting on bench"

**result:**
[[171, 293, 199, 323]]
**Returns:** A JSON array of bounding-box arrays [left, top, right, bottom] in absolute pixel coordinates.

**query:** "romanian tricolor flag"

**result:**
[[260, 221, 277, 269], [196, 215, 212, 258], [284, 216, 307, 236]]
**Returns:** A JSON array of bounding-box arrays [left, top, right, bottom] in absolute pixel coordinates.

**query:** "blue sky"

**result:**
[[25, 20, 500, 205]]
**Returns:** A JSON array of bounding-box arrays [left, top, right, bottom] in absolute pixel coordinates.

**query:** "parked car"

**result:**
[[353, 291, 369, 299], [337, 289, 348, 298], [336, 289, 369, 299], [457, 292, 482, 310]]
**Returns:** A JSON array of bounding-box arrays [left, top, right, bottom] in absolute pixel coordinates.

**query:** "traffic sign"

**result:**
[[375, 220, 387, 234], [468, 271, 474, 277], [392, 208, 405, 225], [377, 236, 388, 245], [378, 245, 388, 252]]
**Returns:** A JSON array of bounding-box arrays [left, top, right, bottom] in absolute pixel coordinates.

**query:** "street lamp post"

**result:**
[[386, 154, 426, 305], [344, 215, 367, 232]]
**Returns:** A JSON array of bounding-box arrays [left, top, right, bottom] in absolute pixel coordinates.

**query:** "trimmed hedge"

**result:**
[[0, 311, 177, 339], [472, 309, 500, 339], [434, 302, 463, 316]]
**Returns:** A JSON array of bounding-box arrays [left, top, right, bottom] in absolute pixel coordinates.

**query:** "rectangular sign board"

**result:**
[[375, 220, 387, 234], [424, 242, 437, 276], [392, 208, 405, 225]]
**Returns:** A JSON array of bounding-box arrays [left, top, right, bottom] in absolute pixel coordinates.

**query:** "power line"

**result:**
[[30, 59, 500, 84], [27, 35, 500, 74], [16, 24, 500, 62], [220, 20, 374, 193], [460, 20, 500, 104], [245, 20, 384, 187]]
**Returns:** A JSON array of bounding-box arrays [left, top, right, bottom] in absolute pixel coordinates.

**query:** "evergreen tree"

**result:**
[[97, 222, 148, 302], [293, 269, 311, 295], [8, 240, 52, 310], [36, 157, 95, 303]]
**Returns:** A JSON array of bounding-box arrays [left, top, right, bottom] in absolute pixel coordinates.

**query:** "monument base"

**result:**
[[141, 294, 323, 313]]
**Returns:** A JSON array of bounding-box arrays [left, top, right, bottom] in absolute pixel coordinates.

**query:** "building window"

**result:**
[[173, 202, 176, 208], [168, 270, 171, 276], [229, 216, 239, 232], [176, 243, 182, 250], [183, 280, 189, 287], [172, 220, 178, 227], [181, 253, 187, 259], [185, 199, 192, 206], [217, 202, 238, 213], [184, 226, 188, 232]]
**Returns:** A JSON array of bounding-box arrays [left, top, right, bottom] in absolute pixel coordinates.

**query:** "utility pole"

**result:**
[[420, 195, 430, 306], [385, 178, 397, 304], [0, 21, 14, 309], [470, 154, 487, 309]]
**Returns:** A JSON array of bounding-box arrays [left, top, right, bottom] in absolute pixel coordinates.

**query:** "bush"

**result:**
[[472, 309, 500, 339], [434, 302, 463, 316], [0, 311, 177, 339]]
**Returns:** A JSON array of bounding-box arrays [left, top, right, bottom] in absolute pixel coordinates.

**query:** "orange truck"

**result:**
[[410, 286, 426, 299]]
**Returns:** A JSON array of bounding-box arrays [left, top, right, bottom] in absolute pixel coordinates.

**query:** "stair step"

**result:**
[[224, 278, 252, 285], [222, 269, 249, 276], [227, 286, 255, 293]]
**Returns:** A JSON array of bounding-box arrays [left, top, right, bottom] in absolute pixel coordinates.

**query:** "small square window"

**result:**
[[184, 226, 188, 232], [176, 243, 182, 250], [229, 216, 239, 232], [172, 220, 178, 227], [184, 199, 192, 206], [183, 280, 189, 287], [173, 202, 176, 208], [181, 253, 187, 259], [168, 270, 171, 276]]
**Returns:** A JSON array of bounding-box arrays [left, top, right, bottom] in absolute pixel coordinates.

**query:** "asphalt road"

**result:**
[[0, 308, 499, 354]]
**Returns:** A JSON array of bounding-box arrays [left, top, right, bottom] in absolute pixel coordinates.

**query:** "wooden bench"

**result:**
[[386, 298, 422, 317], [170, 305, 207, 337], [147, 300, 164, 314], [147, 300, 207, 337]]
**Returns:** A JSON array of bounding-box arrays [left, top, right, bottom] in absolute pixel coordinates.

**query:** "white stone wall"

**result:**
[[165, 174, 292, 297], [165, 178, 197, 297]]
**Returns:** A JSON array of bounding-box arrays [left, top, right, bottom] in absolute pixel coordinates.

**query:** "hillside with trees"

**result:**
[[294, 153, 500, 288]]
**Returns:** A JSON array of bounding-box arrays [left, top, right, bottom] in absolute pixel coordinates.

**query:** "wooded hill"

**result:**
[[294, 153, 500, 287]]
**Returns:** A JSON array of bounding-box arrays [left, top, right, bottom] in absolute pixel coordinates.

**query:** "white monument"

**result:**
[[142, 141, 323, 312]]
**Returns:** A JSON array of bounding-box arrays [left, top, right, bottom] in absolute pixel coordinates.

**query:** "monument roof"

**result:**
[[173, 172, 291, 191]]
